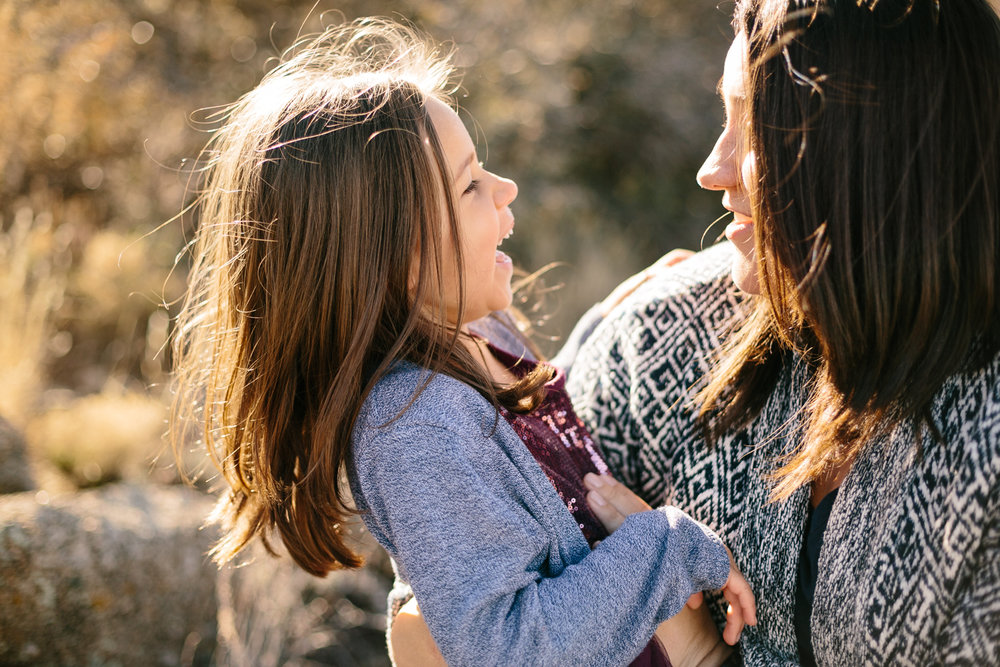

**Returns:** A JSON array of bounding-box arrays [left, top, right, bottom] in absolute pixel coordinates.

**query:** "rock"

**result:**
[[0, 482, 395, 666], [0, 484, 218, 666], [214, 521, 393, 667], [0, 416, 34, 494]]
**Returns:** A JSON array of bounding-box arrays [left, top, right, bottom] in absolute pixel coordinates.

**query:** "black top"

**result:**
[[795, 488, 839, 667]]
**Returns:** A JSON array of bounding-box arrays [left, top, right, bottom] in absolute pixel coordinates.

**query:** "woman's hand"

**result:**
[[388, 597, 446, 667], [584, 472, 757, 650], [599, 248, 694, 316], [652, 600, 734, 667]]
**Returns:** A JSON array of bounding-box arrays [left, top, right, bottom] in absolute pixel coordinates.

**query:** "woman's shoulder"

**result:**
[[572, 243, 743, 386], [597, 242, 743, 353], [935, 349, 1000, 455], [625, 242, 739, 312]]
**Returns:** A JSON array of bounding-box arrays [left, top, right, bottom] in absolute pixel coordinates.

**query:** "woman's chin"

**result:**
[[731, 256, 760, 295]]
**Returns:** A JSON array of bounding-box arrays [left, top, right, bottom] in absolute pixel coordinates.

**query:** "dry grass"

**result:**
[[25, 387, 168, 487], [1, 0, 729, 494], [0, 207, 70, 424]]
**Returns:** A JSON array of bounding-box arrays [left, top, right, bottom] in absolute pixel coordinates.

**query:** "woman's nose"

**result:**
[[696, 132, 738, 192]]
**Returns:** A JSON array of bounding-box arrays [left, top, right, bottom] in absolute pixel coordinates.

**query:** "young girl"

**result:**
[[171, 19, 755, 666]]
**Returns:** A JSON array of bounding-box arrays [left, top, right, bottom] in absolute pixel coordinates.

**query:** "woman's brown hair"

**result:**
[[171, 19, 551, 576], [698, 0, 1000, 499]]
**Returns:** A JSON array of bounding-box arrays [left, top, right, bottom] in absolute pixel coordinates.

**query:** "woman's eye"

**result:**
[[462, 180, 479, 195]]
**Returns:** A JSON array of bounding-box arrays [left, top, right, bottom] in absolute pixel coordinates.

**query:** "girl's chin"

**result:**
[[495, 291, 514, 314]]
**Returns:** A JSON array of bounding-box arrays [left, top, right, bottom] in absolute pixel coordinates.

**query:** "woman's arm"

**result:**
[[932, 495, 1000, 664]]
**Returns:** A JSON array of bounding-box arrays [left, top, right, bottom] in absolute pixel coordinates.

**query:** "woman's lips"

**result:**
[[495, 249, 512, 266], [725, 217, 754, 246]]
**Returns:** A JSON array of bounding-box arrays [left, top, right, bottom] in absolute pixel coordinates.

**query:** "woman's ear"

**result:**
[[407, 242, 421, 304]]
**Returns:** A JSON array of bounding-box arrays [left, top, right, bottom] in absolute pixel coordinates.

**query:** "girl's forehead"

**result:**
[[425, 97, 475, 180]]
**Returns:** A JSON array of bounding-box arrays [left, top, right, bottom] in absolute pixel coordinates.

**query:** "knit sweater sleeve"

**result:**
[[934, 486, 1000, 664], [351, 417, 729, 667], [566, 309, 645, 494]]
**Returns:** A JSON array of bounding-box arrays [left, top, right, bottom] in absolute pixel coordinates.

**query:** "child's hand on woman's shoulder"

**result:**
[[599, 249, 695, 316]]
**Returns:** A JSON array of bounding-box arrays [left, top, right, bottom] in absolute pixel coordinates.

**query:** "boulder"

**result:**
[[214, 521, 393, 667], [0, 482, 394, 666], [0, 417, 34, 494], [0, 484, 218, 665]]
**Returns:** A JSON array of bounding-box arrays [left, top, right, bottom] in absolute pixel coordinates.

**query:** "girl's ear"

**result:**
[[408, 264, 419, 303]]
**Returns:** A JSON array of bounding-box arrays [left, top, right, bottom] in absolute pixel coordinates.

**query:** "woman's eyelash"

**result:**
[[463, 180, 479, 195]]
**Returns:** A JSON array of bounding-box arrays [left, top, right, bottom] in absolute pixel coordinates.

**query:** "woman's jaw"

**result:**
[[725, 213, 760, 295]]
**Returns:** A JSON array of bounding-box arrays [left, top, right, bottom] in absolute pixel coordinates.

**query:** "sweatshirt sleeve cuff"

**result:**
[[656, 505, 730, 591]]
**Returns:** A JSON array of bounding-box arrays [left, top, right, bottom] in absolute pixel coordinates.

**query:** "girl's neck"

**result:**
[[459, 327, 518, 386]]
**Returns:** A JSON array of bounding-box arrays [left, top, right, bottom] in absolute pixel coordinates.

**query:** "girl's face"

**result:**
[[424, 97, 518, 327], [697, 33, 760, 295]]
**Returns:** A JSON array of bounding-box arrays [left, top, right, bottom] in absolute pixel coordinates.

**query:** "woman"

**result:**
[[394, 0, 1000, 664], [574, 0, 1000, 664]]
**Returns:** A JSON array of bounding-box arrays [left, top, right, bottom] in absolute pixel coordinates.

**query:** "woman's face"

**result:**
[[424, 97, 519, 326], [697, 33, 760, 295]]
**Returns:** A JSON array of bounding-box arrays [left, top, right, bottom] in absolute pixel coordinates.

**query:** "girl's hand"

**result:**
[[599, 249, 695, 315], [583, 472, 757, 646]]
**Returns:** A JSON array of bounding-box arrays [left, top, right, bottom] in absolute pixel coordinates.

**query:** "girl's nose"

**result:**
[[494, 174, 518, 208]]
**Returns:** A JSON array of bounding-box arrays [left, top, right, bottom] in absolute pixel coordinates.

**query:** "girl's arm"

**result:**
[[390, 597, 737, 667], [353, 420, 730, 667], [386, 471, 749, 667], [584, 472, 756, 650]]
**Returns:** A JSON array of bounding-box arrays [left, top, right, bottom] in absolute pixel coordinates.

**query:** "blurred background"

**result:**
[[0, 0, 733, 664]]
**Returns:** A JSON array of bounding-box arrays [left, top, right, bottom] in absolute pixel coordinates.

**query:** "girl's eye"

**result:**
[[462, 180, 479, 195]]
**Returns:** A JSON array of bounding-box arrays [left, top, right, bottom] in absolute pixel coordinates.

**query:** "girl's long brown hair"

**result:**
[[171, 19, 551, 576], [698, 0, 1000, 499]]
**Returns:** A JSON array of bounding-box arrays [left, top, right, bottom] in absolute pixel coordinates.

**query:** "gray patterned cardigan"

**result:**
[[567, 242, 1000, 666]]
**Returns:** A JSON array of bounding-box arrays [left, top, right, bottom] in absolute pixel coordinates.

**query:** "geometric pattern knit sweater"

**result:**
[[566, 242, 1000, 666]]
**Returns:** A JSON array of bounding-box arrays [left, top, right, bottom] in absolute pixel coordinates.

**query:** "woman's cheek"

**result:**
[[741, 150, 757, 198]]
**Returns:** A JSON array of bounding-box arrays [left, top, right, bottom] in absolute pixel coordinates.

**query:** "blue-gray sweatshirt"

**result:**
[[348, 352, 730, 666]]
